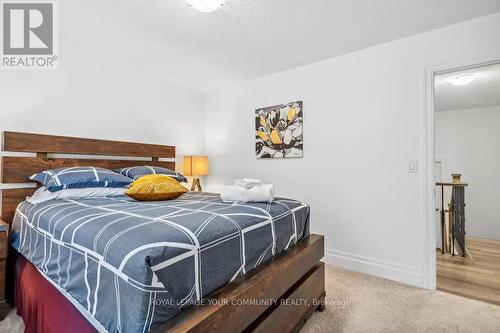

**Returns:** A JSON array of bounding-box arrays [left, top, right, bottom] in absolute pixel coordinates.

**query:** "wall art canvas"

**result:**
[[255, 101, 303, 158]]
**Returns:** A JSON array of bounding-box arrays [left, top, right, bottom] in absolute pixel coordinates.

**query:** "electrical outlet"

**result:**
[[408, 159, 418, 173]]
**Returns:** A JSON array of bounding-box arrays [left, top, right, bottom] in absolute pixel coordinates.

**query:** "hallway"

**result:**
[[437, 237, 500, 305]]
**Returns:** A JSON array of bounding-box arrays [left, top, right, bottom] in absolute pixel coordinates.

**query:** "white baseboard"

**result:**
[[324, 248, 424, 288]]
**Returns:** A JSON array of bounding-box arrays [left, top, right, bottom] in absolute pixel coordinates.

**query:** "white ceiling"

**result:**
[[74, 0, 500, 90], [435, 63, 500, 111]]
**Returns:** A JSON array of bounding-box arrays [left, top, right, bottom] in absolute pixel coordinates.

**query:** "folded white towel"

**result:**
[[234, 178, 263, 189], [220, 184, 274, 203]]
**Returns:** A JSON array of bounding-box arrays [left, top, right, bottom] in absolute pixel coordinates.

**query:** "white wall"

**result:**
[[436, 106, 500, 241], [0, 1, 206, 173], [204, 13, 500, 288]]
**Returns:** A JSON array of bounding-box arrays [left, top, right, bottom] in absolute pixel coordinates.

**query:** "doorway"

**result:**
[[433, 62, 500, 305]]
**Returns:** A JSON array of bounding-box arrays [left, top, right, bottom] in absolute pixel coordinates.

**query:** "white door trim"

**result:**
[[421, 57, 500, 290]]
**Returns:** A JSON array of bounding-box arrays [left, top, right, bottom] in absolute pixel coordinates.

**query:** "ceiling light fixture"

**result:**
[[447, 73, 475, 86], [186, 0, 224, 13]]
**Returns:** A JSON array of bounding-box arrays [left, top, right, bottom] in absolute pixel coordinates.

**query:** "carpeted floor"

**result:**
[[3, 265, 500, 332], [301, 265, 500, 332]]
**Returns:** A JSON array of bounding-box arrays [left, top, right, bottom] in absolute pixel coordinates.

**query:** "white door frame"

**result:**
[[422, 57, 500, 290]]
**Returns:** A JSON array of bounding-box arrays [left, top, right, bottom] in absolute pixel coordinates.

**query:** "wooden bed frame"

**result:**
[[0, 131, 325, 333]]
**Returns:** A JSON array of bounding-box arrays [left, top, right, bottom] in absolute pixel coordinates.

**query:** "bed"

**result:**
[[0, 131, 325, 333]]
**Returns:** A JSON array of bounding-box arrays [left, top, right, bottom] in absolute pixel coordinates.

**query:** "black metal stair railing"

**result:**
[[451, 186, 466, 257]]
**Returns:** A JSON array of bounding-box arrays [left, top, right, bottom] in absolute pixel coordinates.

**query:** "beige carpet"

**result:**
[[301, 265, 500, 332], [2, 265, 500, 332]]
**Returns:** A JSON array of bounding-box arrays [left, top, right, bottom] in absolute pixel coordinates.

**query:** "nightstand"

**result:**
[[0, 219, 9, 320]]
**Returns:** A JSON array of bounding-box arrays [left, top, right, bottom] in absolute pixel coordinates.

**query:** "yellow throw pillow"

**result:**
[[126, 174, 187, 201]]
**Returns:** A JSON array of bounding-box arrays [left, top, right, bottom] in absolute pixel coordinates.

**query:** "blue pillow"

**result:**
[[30, 166, 133, 192], [115, 166, 187, 183]]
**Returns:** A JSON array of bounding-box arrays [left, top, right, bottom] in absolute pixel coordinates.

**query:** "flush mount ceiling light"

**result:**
[[447, 73, 475, 86], [186, 0, 225, 13]]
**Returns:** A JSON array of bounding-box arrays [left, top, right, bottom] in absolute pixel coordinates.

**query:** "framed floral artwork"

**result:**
[[255, 101, 303, 158]]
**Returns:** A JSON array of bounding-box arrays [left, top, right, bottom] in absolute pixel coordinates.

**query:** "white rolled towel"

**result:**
[[234, 178, 263, 189], [220, 184, 274, 203]]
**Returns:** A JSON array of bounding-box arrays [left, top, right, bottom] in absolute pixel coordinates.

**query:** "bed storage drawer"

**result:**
[[249, 262, 325, 333], [0, 230, 7, 259]]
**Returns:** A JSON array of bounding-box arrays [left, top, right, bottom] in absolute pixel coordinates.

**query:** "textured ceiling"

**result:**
[[435, 63, 500, 111], [67, 0, 500, 90]]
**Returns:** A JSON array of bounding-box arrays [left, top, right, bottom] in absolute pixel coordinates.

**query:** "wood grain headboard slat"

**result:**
[[1, 189, 35, 223], [1, 157, 175, 183], [2, 131, 175, 158]]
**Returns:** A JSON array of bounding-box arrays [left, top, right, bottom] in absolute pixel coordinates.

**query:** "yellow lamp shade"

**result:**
[[183, 156, 209, 177]]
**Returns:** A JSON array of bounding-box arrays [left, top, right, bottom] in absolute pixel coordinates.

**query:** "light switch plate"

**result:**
[[408, 159, 418, 173]]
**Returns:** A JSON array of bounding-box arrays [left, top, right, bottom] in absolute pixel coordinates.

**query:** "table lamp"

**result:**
[[183, 156, 208, 192]]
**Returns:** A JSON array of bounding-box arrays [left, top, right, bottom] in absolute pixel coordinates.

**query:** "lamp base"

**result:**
[[191, 178, 202, 192]]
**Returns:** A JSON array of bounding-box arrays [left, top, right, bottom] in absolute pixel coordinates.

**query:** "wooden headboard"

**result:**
[[0, 131, 176, 225]]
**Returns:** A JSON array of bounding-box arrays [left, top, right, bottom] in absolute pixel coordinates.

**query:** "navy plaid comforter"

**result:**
[[10, 192, 310, 333]]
